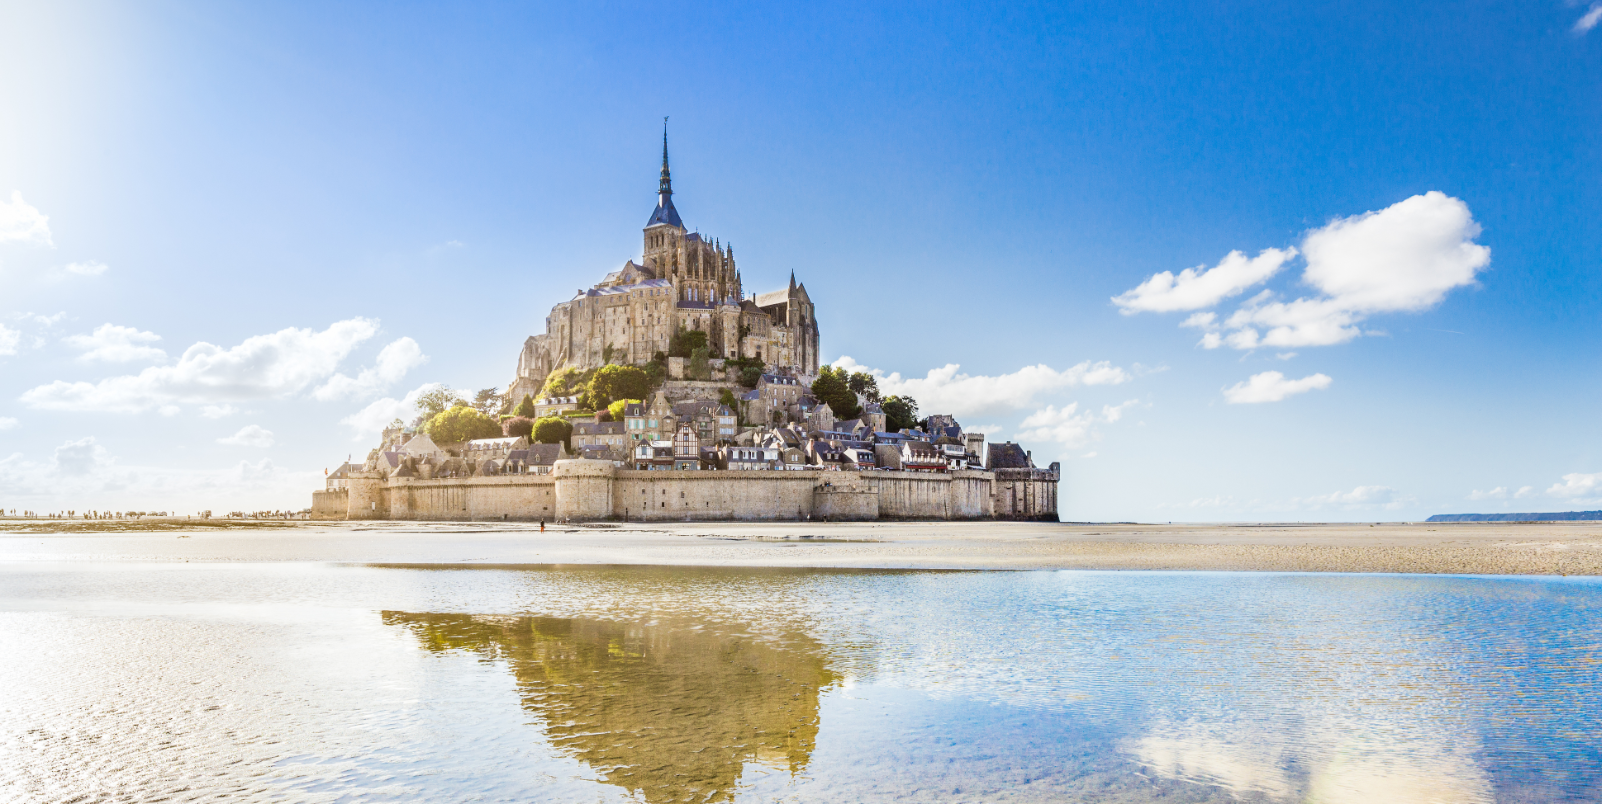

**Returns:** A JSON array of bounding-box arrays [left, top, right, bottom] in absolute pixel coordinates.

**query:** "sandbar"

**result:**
[[0, 519, 1597, 575]]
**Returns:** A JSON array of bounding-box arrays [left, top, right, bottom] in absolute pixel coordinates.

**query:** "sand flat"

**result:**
[[0, 519, 1596, 575]]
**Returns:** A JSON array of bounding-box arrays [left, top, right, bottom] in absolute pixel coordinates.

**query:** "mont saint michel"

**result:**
[[311, 134, 1060, 522], [2, 4, 1597, 803]]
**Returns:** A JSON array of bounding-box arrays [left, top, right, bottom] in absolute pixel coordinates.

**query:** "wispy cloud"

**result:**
[[217, 424, 275, 448], [340, 382, 441, 440], [21, 318, 381, 413], [64, 324, 166, 363], [0, 191, 52, 247], [1223, 371, 1332, 404], [312, 337, 427, 401], [1575, 1, 1602, 32], [1113, 248, 1295, 314], [831, 356, 1131, 419]]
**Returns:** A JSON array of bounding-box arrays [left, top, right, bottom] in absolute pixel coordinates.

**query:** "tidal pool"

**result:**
[[0, 562, 1596, 803]]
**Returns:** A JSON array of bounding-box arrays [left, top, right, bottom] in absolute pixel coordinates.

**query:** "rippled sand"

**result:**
[[1, 519, 1596, 575]]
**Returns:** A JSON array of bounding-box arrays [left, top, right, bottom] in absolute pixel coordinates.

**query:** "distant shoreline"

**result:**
[[0, 520, 1596, 576]]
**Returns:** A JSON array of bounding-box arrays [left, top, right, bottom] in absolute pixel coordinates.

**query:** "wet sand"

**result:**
[[0, 519, 1597, 575]]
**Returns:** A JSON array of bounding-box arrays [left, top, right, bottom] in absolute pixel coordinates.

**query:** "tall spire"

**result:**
[[659, 117, 673, 198], [646, 117, 684, 229]]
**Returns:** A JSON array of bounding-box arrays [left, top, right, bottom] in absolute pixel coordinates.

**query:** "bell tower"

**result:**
[[644, 119, 684, 278]]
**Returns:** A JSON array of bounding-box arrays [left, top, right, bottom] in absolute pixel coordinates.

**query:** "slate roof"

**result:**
[[754, 288, 793, 308], [527, 443, 564, 466], [574, 421, 624, 436], [576, 278, 672, 300], [647, 195, 683, 229], [985, 442, 1034, 470]]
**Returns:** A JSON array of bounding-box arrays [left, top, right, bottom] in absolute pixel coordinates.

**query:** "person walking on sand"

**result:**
[[540, 519, 545, 532]]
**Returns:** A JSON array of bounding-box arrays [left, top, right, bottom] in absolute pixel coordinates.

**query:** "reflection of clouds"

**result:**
[[1130, 719, 1494, 804], [1307, 735, 1493, 804], [1131, 720, 1296, 798]]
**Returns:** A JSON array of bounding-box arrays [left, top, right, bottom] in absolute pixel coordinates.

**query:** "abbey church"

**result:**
[[508, 131, 821, 403]]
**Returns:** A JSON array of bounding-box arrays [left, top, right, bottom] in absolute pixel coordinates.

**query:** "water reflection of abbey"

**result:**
[[384, 611, 838, 804]]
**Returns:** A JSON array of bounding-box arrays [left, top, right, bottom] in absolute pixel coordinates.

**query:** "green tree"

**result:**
[[847, 372, 881, 404], [416, 385, 467, 420], [882, 395, 919, 432], [471, 387, 503, 416], [811, 366, 861, 420], [687, 346, 710, 380], [427, 405, 504, 444], [541, 367, 586, 399], [513, 395, 536, 418], [588, 365, 652, 410], [668, 328, 708, 359], [532, 416, 573, 452]]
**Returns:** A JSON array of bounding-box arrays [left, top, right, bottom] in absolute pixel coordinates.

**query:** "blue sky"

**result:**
[[0, 0, 1597, 520]]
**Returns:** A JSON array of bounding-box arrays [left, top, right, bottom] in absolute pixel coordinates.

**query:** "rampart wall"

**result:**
[[318, 460, 1052, 522]]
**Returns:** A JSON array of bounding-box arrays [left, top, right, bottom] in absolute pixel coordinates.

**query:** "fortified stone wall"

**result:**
[[311, 489, 347, 520], [993, 465, 1060, 521], [864, 470, 995, 519], [611, 469, 820, 521], [320, 461, 1053, 521]]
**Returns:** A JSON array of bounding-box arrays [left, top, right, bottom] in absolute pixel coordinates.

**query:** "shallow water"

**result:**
[[0, 562, 1596, 803]]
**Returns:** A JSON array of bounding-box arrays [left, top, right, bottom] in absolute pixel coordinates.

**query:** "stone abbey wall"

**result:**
[[316, 460, 1052, 522]]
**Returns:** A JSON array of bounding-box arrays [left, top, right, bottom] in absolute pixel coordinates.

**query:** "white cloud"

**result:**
[[0, 439, 319, 512], [52, 436, 113, 477], [1302, 192, 1490, 312], [1222, 371, 1332, 404], [831, 356, 1130, 419], [1301, 485, 1397, 507], [1576, 2, 1602, 32], [0, 324, 19, 356], [0, 417, 16, 430], [1122, 193, 1489, 352], [1468, 487, 1508, 501], [1514, 486, 1535, 499], [59, 260, 108, 277], [218, 424, 274, 448], [1015, 403, 1098, 449], [64, 323, 166, 363], [1546, 471, 1601, 500], [1101, 399, 1140, 422], [20, 318, 380, 412], [0, 191, 52, 247], [340, 382, 439, 441], [312, 337, 427, 401], [1015, 399, 1137, 451], [28, 312, 66, 326], [1082, 451, 1097, 458], [1113, 248, 1295, 314], [200, 404, 239, 419]]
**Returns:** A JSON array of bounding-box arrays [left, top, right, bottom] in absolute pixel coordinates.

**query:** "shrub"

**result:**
[[608, 398, 640, 422], [532, 417, 574, 451], [588, 365, 651, 410], [541, 367, 586, 399], [503, 416, 535, 438]]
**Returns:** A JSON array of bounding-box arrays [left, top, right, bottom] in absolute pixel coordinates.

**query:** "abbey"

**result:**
[[508, 131, 820, 403]]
